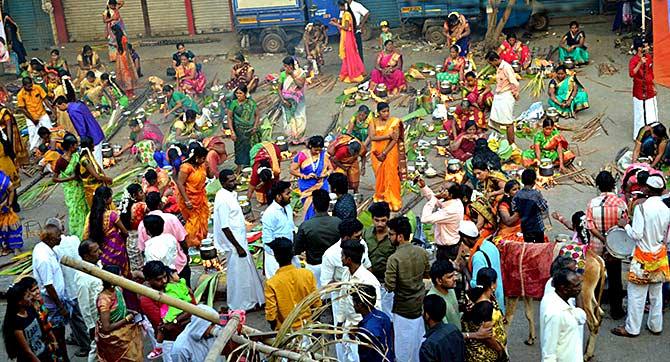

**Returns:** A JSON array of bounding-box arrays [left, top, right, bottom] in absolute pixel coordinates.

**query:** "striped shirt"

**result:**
[[585, 192, 628, 234]]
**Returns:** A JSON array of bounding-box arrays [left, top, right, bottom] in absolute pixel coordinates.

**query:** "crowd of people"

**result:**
[[0, 1, 667, 361]]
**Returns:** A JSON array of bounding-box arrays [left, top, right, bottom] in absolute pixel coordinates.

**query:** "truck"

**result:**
[[233, 0, 342, 53], [390, 0, 601, 43]]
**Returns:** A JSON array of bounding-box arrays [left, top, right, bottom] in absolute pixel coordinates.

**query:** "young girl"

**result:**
[[0, 170, 23, 255], [147, 267, 193, 359], [2, 282, 57, 362], [551, 210, 596, 273], [379, 20, 393, 48], [120, 183, 147, 272], [143, 168, 180, 214]]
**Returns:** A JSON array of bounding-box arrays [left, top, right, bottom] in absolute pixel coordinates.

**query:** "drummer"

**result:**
[[586, 170, 628, 319]]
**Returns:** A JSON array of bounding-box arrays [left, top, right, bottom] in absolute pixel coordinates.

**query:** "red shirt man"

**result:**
[[629, 37, 657, 139]]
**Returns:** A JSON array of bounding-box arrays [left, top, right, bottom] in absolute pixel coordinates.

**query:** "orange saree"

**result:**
[[178, 163, 210, 248], [371, 117, 404, 212]]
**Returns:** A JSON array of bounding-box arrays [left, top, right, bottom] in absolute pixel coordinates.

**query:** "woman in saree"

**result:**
[[290, 135, 332, 221], [100, 73, 129, 110], [437, 45, 465, 91], [463, 268, 508, 362], [370, 40, 407, 95], [96, 264, 143, 362], [521, 118, 575, 172], [443, 12, 471, 55], [467, 191, 497, 243], [84, 187, 131, 277], [204, 136, 228, 176], [228, 85, 260, 173], [119, 183, 147, 273], [493, 180, 524, 245], [632, 122, 670, 169], [0, 171, 22, 255], [547, 65, 589, 118], [176, 146, 212, 248], [111, 24, 138, 98], [450, 120, 485, 161], [344, 105, 371, 144], [52, 134, 88, 239], [463, 71, 493, 111], [472, 159, 509, 210], [559, 21, 589, 65], [248, 141, 282, 205], [3, 12, 28, 75], [279, 56, 307, 144], [0, 108, 27, 185], [226, 52, 259, 93], [177, 54, 206, 96], [79, 136, 113, 207], [498, 33, 531, 69], [102, 0, 125, 62], [76, 45, 106, 85], [331, 0, 365, 83], [369, 102, 406, 212], [47, 49, 69, 76]]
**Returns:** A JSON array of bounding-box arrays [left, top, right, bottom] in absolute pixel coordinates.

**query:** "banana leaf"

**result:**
[[207, 272, 220, 307], [401, 107, 428, 122], [194, 273, 216, 304], [357, 210, 373, 228]]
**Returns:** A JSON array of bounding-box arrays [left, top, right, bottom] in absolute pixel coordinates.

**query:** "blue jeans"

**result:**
[[355, 32, 364, 62]]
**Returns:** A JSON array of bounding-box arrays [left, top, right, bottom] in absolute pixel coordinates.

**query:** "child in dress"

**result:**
[[379, 20, 393, 48]]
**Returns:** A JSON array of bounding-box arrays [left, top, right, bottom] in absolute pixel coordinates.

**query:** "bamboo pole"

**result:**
[[230, 334, 318, 362], [205, 315, 240, 362]]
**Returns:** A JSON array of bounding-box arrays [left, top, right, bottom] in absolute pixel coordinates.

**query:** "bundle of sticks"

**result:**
[[573, 113, 606, 143], [555, 164, 595, 186], [598, 63, 619, 76], [392, 93, 415, 108], [255, 92, 279, 114], [309, 74, 337, 95]]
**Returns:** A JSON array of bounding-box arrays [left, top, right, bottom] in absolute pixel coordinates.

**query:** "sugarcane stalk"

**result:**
[[205, 314, 240, 362]]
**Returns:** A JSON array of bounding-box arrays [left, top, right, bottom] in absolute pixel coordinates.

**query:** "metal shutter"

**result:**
[[192, 0, 233, 33], [358, 0, 401, 28], [4, 0, 54, 50], [146, 0, 188, 36], [62, 0, 146, 42]]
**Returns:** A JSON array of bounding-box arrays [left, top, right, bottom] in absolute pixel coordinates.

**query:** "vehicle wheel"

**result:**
[[361, 25, 373, 42], [261, 32, 285, 53], [425, 26, 446, 44], [530, 13, 549, 31]]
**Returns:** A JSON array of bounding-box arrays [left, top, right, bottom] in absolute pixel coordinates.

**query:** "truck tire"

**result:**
[[361, 25, 373, 42], [262, 32, 286, 53], [530, 13, 549, 31], [425, 26, 446, 44]]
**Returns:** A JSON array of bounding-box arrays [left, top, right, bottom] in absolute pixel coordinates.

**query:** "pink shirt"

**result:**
[[494, 60, 519, 95], [137, 210, 188, 272], [420, 186, 464, 246]]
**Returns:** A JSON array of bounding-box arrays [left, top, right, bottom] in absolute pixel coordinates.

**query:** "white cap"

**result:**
[[646, 174, 665, 190], [459, 220, 479, 238]]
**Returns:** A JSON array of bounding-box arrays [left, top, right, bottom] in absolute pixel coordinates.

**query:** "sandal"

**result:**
[[611, 326, 639, 338]]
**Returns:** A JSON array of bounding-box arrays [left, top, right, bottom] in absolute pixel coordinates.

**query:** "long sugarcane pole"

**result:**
[[230, 334, 319, 362], [205, 314, 240, 362], [60, 256, 220, 322]]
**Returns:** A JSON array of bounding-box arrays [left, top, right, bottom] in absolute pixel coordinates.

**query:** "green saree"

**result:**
[[60, 152, 89, 239], [548, 75, 589, 118], [229, 98, 259, 167]]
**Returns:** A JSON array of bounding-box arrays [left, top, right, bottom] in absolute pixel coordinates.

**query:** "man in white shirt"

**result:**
[[540, 268, 586, 362], [335, 239, 382, 361], [50, 218, 90, 357], [75, 240, 104, 362], [32, 222, 70, 360], [143, 214, 179, 268], [347, 0, 369, 62], [320, 219, 372, 289], [261, 181, 299, 277], [418, 178, 464, 261], [612, 174, 670, 337], [214, 169, 265, 311]]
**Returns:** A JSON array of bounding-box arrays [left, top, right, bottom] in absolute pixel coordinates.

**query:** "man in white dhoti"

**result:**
[[213, 169, 265, 311], [611, 174, 670, 338], [487, 51, 519, 145], [385, 216, 431, 362], [629, 36, 658, 140]]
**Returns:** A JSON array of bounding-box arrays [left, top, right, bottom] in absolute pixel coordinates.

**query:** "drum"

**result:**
[[606, 227, 635, 259]]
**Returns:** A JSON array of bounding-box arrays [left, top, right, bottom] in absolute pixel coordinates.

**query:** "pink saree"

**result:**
[[338, 12, 365, 83], [370, 52, 406, 94]]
